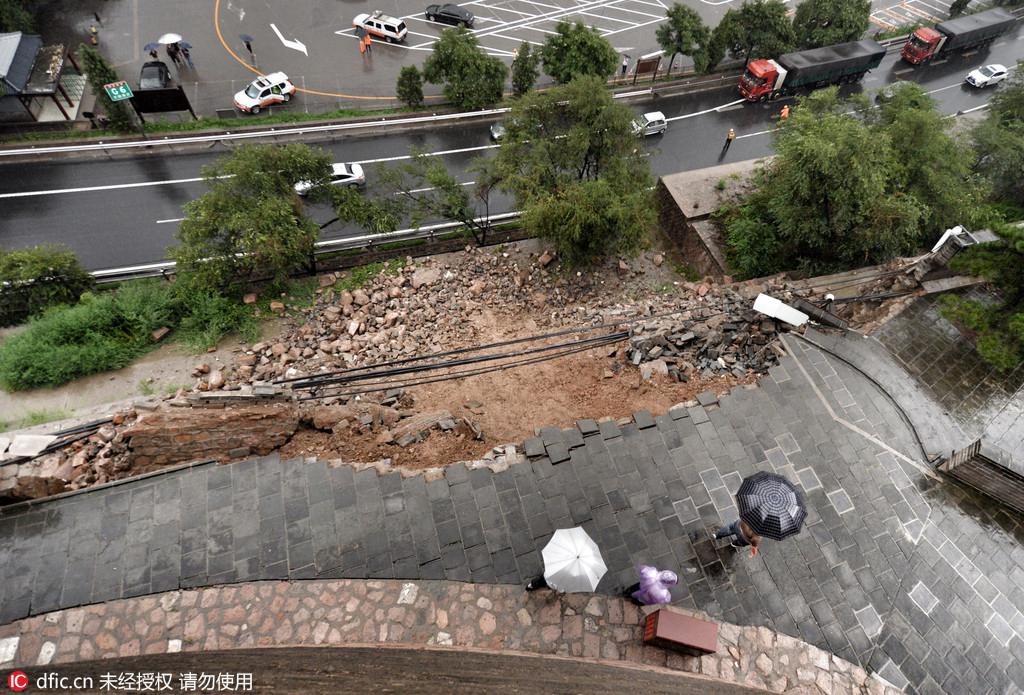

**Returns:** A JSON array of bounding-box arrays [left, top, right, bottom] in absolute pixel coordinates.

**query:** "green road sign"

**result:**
[[103, 80, 133, 102]]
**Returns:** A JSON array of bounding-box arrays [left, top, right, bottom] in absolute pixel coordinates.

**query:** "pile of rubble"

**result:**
[[0, 408, 139, 502], [206, 247, 794, 392], [622, 285, 786, 382]]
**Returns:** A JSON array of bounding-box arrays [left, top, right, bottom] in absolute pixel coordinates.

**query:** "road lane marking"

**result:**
[[0, 176, 207, 199], [156, 218, 184, 224]]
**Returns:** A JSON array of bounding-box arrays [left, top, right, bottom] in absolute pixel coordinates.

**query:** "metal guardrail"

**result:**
[[89, 211, 524, 283]]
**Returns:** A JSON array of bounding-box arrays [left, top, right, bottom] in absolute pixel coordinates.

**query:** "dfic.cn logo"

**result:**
[[7, 671, 29, 691]]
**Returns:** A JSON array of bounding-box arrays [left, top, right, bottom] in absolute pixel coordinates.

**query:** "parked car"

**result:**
[[294, 163, 366, 196], [632, 111, 667, 137], [139, 61, 170, 90], [425, 3, 475, 27], [965, 64, 1007, 88], [489, 122, 507, 141], [353, 10, 408, 43], [233, 73, 296, 114]]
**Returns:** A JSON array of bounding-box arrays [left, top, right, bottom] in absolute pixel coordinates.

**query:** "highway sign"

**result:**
[[103, 81, 133, 102]]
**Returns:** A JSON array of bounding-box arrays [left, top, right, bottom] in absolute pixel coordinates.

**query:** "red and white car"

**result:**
[[233, 72, 296, 114], [353, 10, 408, 43]]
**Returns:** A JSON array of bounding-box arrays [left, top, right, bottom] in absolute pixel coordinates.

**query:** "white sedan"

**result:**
[[965, 64, 1007, 88], [294, 163, 366, 196]]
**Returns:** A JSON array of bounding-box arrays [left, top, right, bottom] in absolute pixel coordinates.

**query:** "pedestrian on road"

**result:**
[[621, 55, 629, 76], [243, 39, 254, 56], [780, 104, 790, 120], [525, 575, 549, 592], [166, 42, 180, 66], [181, 46, 194, 68], [723, 127, 736, 152], [363, 33, 373, 53], [148, 48, 159, 60], [625, 566, 678, 606], [359, 40, 366, 57], [714, 519, 761, 558]]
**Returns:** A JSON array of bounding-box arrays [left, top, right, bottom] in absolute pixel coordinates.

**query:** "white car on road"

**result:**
[[965, 64, 1007, 88], [294, 163, 366, 196], [632, 111, 667, 137], [233, 73, 296, 114]]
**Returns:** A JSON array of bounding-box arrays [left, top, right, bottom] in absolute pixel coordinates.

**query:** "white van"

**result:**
[[353, 10, 409, 43]]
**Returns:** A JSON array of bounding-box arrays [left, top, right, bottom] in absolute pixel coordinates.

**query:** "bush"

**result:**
[[173, 286, 259, 351], [0, 281, 177, 391], [396, 65, 424, 108], [0, 245, 94, 326]]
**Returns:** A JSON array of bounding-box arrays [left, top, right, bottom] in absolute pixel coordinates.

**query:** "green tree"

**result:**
[[947, 0, 971, 17], [872, 82, 987, 239], [0, 0, 34, 32], [377, 150, 501, 245], [78, 43, 135, 132], [973, 64, 1024, 206], [540, 21, 619, 84], [941, 221, 1024, 370], [511, 42, 541, 96], [171, 144, 332, 293], [722, 88, 923, 277], [792, 0, 870, 49], [396, 65, 424, 108], [0, 245, 94, 326], [656, 3, 712, 74], [708, 0, 795, 69], [422, 28, 508, 109], [494, 76, 654, 264]]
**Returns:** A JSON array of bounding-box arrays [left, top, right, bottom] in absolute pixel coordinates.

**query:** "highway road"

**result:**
[[1, 32, 1021, 272]]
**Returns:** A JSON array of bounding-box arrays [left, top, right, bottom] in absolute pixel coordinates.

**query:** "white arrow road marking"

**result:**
[[270, 23, 308, 56]]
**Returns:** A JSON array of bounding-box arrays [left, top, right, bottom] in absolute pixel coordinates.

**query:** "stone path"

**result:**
[[874, 290, 1024, 462], [3, 329, 1024, 694], [0, 579, 898, 695]]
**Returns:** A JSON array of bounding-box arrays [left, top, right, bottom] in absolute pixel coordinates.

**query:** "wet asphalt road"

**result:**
[[1, 30, 1021, 271]]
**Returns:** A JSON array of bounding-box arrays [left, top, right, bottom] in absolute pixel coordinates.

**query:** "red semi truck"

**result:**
[[738, 40, 886, 102], [900, 8, 1016, 65]]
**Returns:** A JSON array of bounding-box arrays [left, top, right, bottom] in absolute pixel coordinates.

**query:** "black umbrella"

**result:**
[[736, 471, 807, 541]]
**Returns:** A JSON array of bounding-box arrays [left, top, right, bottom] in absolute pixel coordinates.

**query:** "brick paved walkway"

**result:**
[[0, 579, 898, 695], [2, 330, 1024, 694]]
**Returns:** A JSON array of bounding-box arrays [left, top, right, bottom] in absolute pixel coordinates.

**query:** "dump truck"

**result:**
[[739, 40, 886, 102], [900, 8, 1017, 65]]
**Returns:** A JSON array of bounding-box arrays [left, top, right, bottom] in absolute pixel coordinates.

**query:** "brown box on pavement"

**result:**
[[642, 609, 718, 656]]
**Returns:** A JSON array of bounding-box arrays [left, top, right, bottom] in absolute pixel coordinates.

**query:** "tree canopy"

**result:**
[[656, 4, 712, 74], [973, 63, 1024, 207], [422, 28, 507, 109], [708, 0, 795, 68], [171, 144, 332, 292], [541, 21, 619, 84], [792, 0, 870, 49], [396, 65, 424, 109], [0, 0, 34, 32], [493, 76, 654, 264], [78, 44, 135, 132], [511, 42, 541, 96]]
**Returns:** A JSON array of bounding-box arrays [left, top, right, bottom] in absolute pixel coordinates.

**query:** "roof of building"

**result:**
[[0, 31, 44, 95]]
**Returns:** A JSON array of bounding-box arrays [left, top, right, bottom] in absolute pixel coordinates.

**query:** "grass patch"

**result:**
[[873, 22, 928, 41], [0, 408, 72, 432], [672, 260, 702, 283], [715, 179, 728, 191], [335, 259, 406, 291]]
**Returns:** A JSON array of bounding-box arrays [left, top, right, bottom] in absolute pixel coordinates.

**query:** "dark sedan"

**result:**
[[139, 61, 170, 90], [425, 3, 474, 27]]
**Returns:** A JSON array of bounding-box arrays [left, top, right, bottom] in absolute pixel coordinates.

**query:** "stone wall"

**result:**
[[123, 405, 299, 469]]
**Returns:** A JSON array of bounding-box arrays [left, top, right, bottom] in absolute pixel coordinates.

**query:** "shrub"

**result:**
[[0, 245, 94, 326], [173, 285, 259, 351], [396, 65, 424, 109], [0, 281, 177, 391]]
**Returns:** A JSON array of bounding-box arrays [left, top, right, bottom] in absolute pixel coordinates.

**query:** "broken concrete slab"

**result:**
[[7, 434, 57, 458]]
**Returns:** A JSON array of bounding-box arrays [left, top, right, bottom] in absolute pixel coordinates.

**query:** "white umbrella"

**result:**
[[541, 527, 607, 593], [158, 33, 183, 44]]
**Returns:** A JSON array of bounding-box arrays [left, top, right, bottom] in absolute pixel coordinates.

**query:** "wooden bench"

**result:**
[[642, 608, 718, 656]]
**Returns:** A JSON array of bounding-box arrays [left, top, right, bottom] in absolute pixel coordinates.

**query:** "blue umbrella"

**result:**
[[143, 42, 160, 52], [178, 41, 192, 50], [239, 34, 254, 42]]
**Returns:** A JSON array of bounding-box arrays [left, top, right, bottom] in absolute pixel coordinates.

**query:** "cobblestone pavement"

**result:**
[[3, 330, 1024, 694], [874, 290, 1024, 462], [0, 580, 898, 695]]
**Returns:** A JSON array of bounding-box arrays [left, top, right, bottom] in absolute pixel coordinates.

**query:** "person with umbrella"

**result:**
[[144, 42, 160, 60], [525, 527, 607, 594], [179, 42, 194, 68], [718, 471, 806, 556]]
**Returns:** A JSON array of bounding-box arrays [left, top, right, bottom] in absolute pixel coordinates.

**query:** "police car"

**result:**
[[233, 73, 296, 114], [353, 10, 408, 43]]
